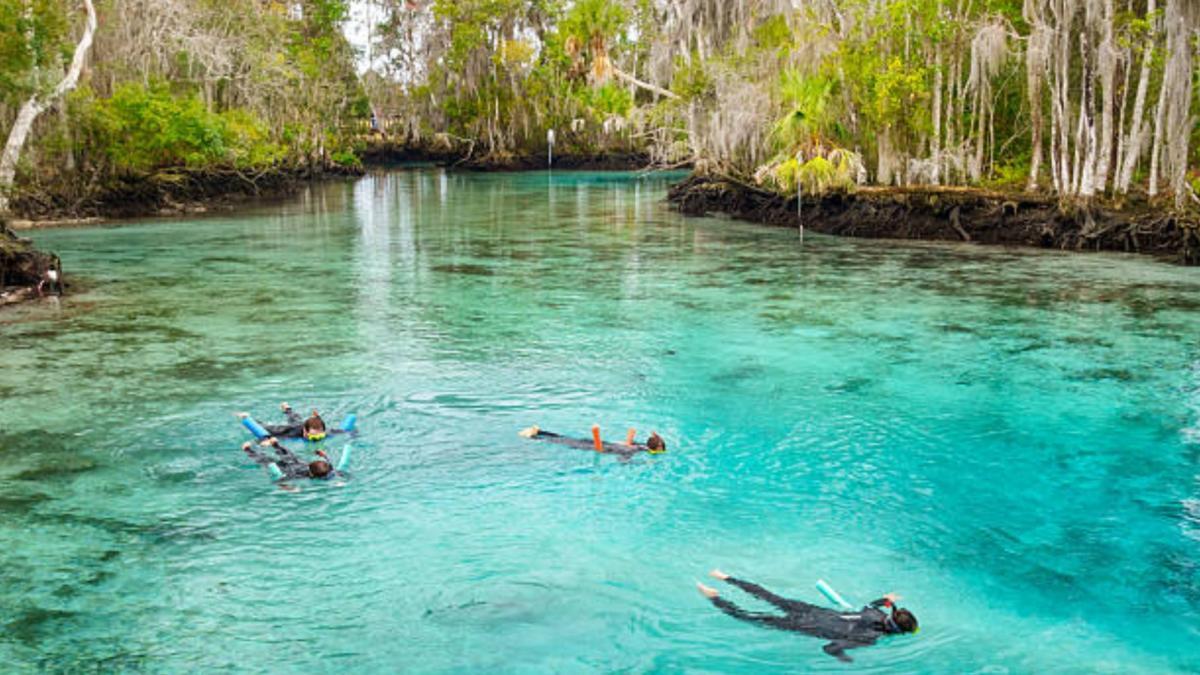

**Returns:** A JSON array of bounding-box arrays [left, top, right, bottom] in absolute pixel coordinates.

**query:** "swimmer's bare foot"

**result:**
[[280, 402, 291, 412], [242, 442, 253, 453], [709, 569, 730, 581], [697, 582, 719, 599], [278, 483, 299, 493], [518, 425, 540, 438]]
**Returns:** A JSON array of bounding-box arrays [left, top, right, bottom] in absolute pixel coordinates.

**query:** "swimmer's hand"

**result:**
[[278, 483, 299, 493], [709, 569, 730, 581], [518, 425, 539, 438], [697, 582, 719, 599], [241, 442, 253, 452], [883, 592, 902, 603], [235, 412, 249, 420], [280, 402, 291, 412], [315, 450, 329, 460]]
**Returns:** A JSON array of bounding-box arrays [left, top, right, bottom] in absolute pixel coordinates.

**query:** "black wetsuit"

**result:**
[[529, 430, 654, 458], [709, 577, 900, 662], [259, 409, 333, 440], [243, 442, 337, 481], [260, 408, 305, 438]]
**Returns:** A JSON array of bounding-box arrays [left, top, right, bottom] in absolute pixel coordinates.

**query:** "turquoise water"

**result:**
[[2, 169, 1199, 672]]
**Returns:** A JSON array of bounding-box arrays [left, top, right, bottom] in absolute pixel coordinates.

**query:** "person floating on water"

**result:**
[[237, 403, 335, 441], [241, 437, 342, 488], [696, 569, 918, 663], [302, 409, 327, 441], [518, 424, 666, 457]]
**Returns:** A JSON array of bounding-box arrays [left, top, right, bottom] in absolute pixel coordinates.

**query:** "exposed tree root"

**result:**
[[668, 175, 1199, 265]]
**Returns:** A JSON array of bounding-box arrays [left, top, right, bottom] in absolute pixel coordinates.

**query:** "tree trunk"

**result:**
[[1026, 23, 1046, 192], [1147, 27, 1169, 197], [1093, 0, 1116, 192], [1078, 30, 1098, 197], [1112, 39, 1132, 194], [932, 42, 943, 184], [0, 0, 97, 215], [611, 66, 680, 100], [1162, 0, 1197, 207], [1116, 0, 1155, 194], [1056, 11, 1073, 195]]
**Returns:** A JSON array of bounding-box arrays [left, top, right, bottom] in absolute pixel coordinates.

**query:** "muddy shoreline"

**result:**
[[10, 164, 364, 224], [0, 223, 62, 307], [357, 139, 654, 172], [668, 174, 1200, 265]]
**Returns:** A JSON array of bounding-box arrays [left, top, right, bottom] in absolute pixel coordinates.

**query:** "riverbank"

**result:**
[[0, 223, 61, 307], [9, 147, 661, 227], [668, 174, 1200, 265], [8, 163, 364, 224], [357, 137, 656, 172]]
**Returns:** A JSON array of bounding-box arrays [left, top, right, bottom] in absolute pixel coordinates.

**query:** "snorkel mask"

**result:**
[[885, 612, 919, 635]]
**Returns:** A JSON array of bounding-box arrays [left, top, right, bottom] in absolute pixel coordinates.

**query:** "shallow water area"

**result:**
[[3, 169, 1199, 672]]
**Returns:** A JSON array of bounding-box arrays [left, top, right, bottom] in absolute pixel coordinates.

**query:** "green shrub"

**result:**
[[72, 83, 284, 173]]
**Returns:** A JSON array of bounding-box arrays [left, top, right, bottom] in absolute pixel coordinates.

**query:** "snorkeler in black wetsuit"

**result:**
[[518, 425, 666, 457], [237, 403, 338, 441], [241, 437, 336, 481], [697, 570, 918, 662]]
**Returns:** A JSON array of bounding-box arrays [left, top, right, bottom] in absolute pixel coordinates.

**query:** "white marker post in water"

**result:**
[[796, 151, 805, 243], [547, 129, 556, 168]]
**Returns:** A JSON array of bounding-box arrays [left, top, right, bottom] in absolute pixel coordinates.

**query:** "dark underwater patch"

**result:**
[[432, 264, 494, 276], [4, 606, 77, 645]]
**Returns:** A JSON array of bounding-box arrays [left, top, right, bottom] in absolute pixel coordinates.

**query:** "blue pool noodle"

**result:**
[[241, 416, 270, 440], [335, 445, 352, 472], [267, 463, 284, 481], [816, 579, 854, 610], [341, 414, 357, 433]]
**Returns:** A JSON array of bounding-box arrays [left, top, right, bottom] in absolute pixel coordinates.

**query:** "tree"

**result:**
[[0, 0, 95, 214]]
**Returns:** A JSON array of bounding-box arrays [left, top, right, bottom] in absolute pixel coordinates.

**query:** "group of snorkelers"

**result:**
[[236, 403, 347, 487], [230, 404, 918, 661]]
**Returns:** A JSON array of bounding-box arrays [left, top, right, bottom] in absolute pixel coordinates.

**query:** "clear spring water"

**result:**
[[2, 169, 1199, 673]]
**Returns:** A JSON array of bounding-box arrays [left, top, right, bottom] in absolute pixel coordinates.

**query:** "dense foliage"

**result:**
[[0, 0, 366, 207], [367, 0, 1199, 206], [2, 0, 1197, 211]]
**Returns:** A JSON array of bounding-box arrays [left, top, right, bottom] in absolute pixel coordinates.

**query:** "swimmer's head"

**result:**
[[646, 432, 666, 453], [893, 608, 918, 634], [309, 460, 332, 478]]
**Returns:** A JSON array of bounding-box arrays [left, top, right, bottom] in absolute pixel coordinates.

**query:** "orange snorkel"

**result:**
[[592, 425, 603, 452]]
